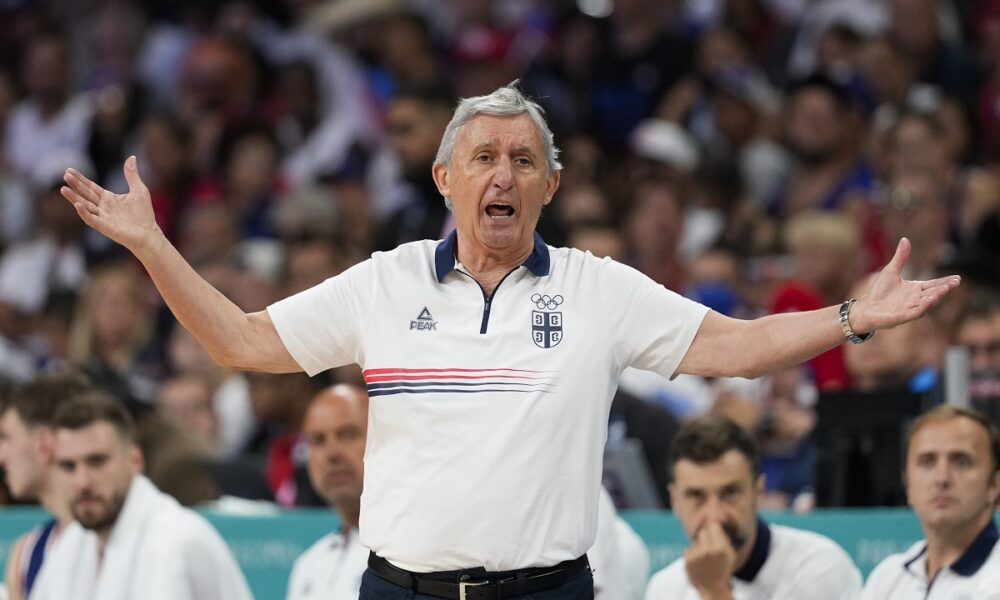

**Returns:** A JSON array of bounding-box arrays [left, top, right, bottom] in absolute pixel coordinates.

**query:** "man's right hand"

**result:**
[[61, 155, 163, 256], [684, 521, 736, 600]]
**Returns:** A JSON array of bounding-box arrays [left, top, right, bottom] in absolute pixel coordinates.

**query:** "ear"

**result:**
[[36, 428, 54, 462], [989, 470, 1000, 507], [432, 162, 451, 199], [542, 169, 560, 206]]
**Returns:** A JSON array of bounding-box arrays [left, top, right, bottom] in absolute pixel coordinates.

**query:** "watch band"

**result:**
[[839, 298, 874, 344]]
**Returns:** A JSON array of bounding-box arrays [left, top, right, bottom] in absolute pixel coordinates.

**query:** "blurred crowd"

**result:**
[[0, 0, 998, 511]]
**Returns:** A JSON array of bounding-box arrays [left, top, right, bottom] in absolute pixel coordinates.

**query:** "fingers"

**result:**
[[918, 275, 962, 291], [60, 186, 99, 214], [71, 201, 101, 228], [885, 237, 911, 277], [63, 169, 106, 204], [123, 155, 148, 195]]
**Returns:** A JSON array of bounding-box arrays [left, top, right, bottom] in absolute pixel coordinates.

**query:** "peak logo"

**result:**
[[410, 307, 438, 331]]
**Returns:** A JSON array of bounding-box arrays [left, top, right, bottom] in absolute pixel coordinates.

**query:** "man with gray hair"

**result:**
[[62, 82, 958, 599]]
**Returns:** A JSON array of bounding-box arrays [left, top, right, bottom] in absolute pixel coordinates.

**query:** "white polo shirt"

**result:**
[[644, 521, 862, 600], [286, 528, 369, 600], [861, 521, 1000, 600], [268, 233, 708, 572]]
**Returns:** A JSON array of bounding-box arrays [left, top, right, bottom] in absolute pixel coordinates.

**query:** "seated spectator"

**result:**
[[3, 32, 91, 183], [770, 211, 862, 390], [287, 384, 369, 599], [32, 391, 253, 600], [69, 260, 163, 404], [245, 371, 324, 506], [862, 406, 1000, 598], [0, 370, 93, 600], [645, 416, 861, 600], [0, 152, 95, 343], [375, 85, 456, 252], [156, 373, 219, 452], [953, 293, 1000, 424]]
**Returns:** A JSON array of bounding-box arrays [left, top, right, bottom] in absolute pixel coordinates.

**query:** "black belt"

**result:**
[[367, 552, 590, 600]]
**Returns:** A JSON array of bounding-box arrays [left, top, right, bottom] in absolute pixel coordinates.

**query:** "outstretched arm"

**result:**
[[678, 237, 960, 379], [61, 157, 300, 373]]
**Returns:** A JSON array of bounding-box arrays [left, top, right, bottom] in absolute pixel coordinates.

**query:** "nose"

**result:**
[[492, 156, 514, 191], [932, 461, 954, 487], [702, 496, 728, 524]]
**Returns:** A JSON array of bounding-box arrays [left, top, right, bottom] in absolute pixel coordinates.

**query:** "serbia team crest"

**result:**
[[531, 293, 563, 348]]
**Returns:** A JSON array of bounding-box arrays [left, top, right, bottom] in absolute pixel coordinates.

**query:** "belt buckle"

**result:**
[[458, 579, 487, 600]]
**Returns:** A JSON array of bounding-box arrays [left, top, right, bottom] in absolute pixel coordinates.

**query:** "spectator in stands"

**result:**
[[772, 72, 875, 219], [645, 416, 861, 600], [882, 168, 953, 282], [246, 371, 323, 506], [770, 211, 861, 390], [0, 152, 95, 345], [3, 31, 91, 182], [375, 85, 457, 252], [156, 373, 219, 452], [69, 260, 162, 404], [861, 406, 1000, 598], [287, 384, 369, 600], [0, 370, 92, 600], [32, 391, 252, 600], [954, 294, 1000, 420]]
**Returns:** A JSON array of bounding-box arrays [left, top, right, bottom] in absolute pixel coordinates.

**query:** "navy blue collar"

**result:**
[[733, 518, 771, 582], [950, 520, 999, 577], [434, 230, 550, 282], [902, 520, 999, 578]]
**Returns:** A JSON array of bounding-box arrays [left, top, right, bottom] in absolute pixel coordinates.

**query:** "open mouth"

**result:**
[[485, 203, 515, 219]]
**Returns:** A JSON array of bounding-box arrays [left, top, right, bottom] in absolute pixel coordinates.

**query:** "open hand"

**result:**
[[60, 156, 162, 254], [850, 238, 961, 333]]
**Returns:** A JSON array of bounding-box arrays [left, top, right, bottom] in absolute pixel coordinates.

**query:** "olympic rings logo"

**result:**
[[531, 294, 564, 310]]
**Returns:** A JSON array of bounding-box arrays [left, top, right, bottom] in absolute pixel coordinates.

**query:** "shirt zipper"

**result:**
[[458, 268, 519, 334]]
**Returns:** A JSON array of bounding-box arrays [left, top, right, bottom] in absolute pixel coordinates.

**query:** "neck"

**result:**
[[924, 511, 993, 581], [734, 521, 759, 573], [39, 483, 74, 528], [456, 234, 533, 295]]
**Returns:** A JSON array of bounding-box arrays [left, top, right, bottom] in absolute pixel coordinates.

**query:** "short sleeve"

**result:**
[[603, 260, 709, 379], [267, 259, 374, 376]]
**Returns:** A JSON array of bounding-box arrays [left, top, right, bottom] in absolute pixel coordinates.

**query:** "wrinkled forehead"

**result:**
[[454, 113, 545, 154]]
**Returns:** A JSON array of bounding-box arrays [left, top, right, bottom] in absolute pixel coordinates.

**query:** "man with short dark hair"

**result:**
[[645, 416, 861, 599], [861, 406, 1000, 599], [31, 392, 252, 600], [287, 384, 370, 599], [0, 370, 91, 600]]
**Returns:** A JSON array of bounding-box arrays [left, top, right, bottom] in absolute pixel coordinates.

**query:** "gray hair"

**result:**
[[435, 83, 561, 211]]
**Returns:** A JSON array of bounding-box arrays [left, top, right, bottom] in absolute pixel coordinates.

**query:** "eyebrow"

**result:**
[[469, 142, 539, 156]]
